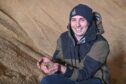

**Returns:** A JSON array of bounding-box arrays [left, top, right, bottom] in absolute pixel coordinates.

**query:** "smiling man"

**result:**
[[37, 4, 110, 84], [70, 15, 88, 42]]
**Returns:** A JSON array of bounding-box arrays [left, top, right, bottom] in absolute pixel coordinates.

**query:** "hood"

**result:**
[[67, 12, 104, 43]]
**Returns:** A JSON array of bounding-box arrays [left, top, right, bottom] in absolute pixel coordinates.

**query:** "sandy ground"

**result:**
[[0, 0, 126, 84]]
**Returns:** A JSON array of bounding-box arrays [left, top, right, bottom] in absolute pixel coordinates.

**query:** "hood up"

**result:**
[[67, 12, 104, 43]]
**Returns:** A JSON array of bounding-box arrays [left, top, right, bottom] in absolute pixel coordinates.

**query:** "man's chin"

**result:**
[[75, 33, 84, 37]]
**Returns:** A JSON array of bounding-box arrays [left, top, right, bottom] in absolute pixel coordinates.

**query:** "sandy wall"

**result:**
[[0, 0, 126, 84]]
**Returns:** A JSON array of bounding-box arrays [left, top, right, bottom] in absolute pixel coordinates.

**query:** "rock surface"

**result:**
[[0, 0, 126, 84]]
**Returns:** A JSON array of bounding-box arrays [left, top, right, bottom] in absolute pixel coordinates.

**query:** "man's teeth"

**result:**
[[76, 29, 81, 31]]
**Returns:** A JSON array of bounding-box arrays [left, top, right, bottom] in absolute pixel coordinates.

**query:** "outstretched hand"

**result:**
[[37, 57, 59, 75]]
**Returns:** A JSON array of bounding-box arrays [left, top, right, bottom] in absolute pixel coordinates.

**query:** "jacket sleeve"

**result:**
[[52, 37, 65, 64], [63, 40, 110, 81]]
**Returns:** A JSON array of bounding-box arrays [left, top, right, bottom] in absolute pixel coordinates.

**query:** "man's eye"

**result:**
[[71, 19, 76, 21], [80, 18, 86, 21]]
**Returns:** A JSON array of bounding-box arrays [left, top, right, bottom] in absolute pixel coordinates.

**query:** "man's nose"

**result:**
[[76, 21, 81, 27]]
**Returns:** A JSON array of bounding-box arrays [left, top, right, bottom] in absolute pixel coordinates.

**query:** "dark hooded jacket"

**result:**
[[53, 13, 110, 84]]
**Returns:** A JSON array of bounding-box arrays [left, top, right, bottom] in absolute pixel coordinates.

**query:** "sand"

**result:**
[[0, 0, 126, 84]]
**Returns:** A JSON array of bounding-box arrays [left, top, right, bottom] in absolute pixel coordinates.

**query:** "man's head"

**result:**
[[69, 4, 93, 24], [69, 4, 93, 38]]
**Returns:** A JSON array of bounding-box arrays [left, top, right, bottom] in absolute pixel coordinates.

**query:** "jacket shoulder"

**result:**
[[60, 31, 69, 38], [59, 31, 70, 42]]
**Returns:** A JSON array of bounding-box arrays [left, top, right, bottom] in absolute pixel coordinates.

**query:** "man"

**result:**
[[37, 4, 110, 84]]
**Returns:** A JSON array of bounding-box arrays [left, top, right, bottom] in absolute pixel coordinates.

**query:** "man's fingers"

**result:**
[[36, 57, 57, 75], [37, 62, 40, 68], [38, 58, 43, 64]]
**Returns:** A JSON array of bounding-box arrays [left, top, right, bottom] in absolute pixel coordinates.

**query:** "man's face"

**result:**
[[70, 15, 89, 37]]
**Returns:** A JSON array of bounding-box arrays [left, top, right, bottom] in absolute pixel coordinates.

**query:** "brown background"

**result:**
[[0, 0, 126, 84]]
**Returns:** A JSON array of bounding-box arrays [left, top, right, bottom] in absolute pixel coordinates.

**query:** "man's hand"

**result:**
[[37, 57, 59, 75]]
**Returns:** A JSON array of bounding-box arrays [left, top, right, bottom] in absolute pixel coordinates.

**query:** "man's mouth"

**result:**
[[76, 28, 82, 32]]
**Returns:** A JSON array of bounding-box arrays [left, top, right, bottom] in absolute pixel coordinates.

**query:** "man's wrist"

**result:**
[[60, 65, 67, 74], [58, 64, 61, 72]]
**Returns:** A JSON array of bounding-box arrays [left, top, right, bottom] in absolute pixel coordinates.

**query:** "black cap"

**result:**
[[69, 4, 93, 24]]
